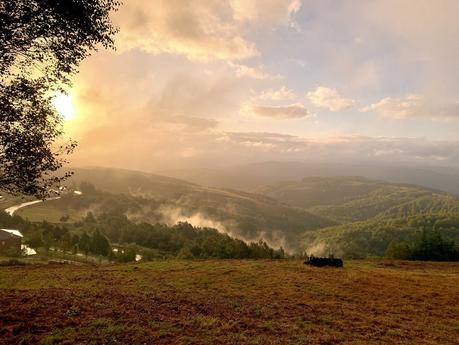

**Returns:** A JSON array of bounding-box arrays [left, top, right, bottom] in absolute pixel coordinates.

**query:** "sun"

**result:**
[[52, 92, 75, 120]]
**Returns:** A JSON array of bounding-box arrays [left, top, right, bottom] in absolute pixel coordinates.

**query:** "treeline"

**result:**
[[385, 229, 459, 261], [0, 211, 285, 261], [80, 212, 285, 260], [303, 213, 459, 260]]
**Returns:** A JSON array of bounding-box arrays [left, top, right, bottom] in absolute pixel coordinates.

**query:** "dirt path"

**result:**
[[4, 197, 60, 216]]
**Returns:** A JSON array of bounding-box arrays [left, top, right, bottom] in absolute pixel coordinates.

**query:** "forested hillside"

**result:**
[[257, 176, 459, 258], [9, 169, 459, 258], [0, 210, 284, 261], [16, 168, 335, 252], [303, 214, 459, 258]]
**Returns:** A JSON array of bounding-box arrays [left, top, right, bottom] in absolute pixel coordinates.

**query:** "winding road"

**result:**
[[5, 197, 61, 216]]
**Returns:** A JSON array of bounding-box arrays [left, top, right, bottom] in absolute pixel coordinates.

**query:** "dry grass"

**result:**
[[0, 260, 458, 344]]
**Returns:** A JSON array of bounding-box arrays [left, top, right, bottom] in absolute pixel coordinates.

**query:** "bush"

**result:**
[[177, 247, 195, 260], [385, 241, 411, 260]]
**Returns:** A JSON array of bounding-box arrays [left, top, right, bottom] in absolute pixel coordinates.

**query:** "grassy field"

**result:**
[[0, 260, 458, 345], [15, 202, 84, 223]]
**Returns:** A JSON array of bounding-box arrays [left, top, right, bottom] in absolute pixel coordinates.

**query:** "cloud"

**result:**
[[361, 95, 459, 120], [153, 115, 218, 133], [292, 1, 458, 105], [223, 133, 459, 165], [306, 87, 355, 111], [228, 62, 282, 80], [229, 0, 301, 25], [67, 1, 459, 173], [114, 0, 258, 61], [255, 86, 297, 101], [246, 103, 310, 119]]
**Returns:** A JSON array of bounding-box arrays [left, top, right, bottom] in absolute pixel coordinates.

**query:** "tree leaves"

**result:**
[[0, 0, 119, 197]]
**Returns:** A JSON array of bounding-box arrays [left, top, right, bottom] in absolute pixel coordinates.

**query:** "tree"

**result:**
[[385, 241, 411, 260], [71, 234, 80, 255], [410, 229, 459, 261], [0, 0, 119, 198], [0, 0, 120, 83], [90, 229, 111, 256], [41, 229, 53, 254], [78, 232, 91, 258], [177, 247, 195, 260], [0, 77, 77, 197]]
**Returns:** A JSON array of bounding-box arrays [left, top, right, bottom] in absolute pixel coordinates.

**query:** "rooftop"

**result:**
[[0, 229, 23, 240]]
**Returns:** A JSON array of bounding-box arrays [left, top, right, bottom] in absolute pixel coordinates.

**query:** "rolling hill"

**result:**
[[303, 213, 459, 258], [16, 167, 335, 252], [256, 176, 455, 223], [12, 168, 459, 257], [254, 176, 459, 257], [161, 161, 459, 195]]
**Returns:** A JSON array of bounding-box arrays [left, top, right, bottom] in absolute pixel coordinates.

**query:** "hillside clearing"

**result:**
[[0, 260, 458, 344]]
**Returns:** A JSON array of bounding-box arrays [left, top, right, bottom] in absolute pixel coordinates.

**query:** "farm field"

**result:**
[[0, 260, 458, 345], [15, 204, 70, 223]]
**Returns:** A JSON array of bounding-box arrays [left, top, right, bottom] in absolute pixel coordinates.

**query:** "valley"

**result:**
[[8, 167, 459, 259]]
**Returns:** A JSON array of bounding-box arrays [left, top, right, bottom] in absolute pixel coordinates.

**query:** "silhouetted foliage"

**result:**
[[0, 0, 119, 198], [0, 78, 76, 197], [0, 0, 120, 82]]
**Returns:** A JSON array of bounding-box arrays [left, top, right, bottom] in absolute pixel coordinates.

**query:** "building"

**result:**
[[0, 229, 23, 256]]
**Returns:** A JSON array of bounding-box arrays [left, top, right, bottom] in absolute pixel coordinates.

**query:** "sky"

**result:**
[[64, 0, 459, 171]]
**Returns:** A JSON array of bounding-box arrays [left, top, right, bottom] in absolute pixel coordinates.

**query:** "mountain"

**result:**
[[160, 161, 459, 195], [257, 176, 447, 223], [16, 167, 335, 252], [13, 168, 459, 257], [254, 175, 459, 257], [66, 166, 205, 198], [253, 176, 459, 258], [256, 176, 395, 209]]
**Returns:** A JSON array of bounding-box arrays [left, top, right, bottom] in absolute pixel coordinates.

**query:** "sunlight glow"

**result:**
[[52, 93, 75, 120]]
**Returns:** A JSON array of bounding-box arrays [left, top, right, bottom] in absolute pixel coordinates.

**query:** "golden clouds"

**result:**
[[64, 0, 459, 172], [113, 0, 304, 61], [245, 103, 309, 119], [255, 86, 296, 101], [228, 62, 282, 80], [229, 0, 301, 25], [114, 0, 257, 60], [361, 95, 459, 120], [306, 87, 355, 112]]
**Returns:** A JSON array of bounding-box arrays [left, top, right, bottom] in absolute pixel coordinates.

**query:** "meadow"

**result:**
[[0, 259, 458, 345]]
